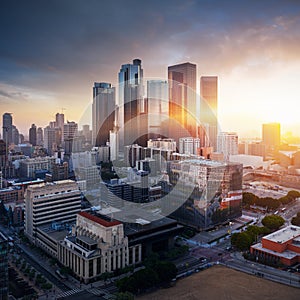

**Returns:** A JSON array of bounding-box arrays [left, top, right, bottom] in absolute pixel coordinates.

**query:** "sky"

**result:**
[[1, 0, 300, 139]]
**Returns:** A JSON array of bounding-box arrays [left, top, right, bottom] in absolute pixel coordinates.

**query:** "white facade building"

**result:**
[[217, 132, 238, 162], [24, 180, 81, 243]]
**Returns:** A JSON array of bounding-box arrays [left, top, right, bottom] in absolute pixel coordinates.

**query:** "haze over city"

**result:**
[[1, 0, 300, 138]]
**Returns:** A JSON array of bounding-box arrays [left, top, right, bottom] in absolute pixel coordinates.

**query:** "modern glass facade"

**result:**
[[92, 82, 116, 146], [163, 159, 243, 230], [118, 59, 145, 148]]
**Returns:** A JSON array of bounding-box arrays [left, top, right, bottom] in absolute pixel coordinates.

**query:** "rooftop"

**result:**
[[77, 235, 97, 245], [28, 179, 77, 190], [263, 225, 300, 244], [78, 211, 121, 227], [37, 224, 71, 242]]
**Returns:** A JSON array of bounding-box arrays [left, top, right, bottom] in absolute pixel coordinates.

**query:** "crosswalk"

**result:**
[[87, 285, 118, 299], [55, 283, 119, 299], [56, 288, 82, 299], [87, 287, 106, 297]]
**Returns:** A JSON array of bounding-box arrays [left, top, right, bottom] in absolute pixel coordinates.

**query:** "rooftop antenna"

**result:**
[[61, 107, 66, 114]]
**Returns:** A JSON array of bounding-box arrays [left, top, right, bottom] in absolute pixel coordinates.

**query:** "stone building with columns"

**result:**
[[57, 211, 141, 283]]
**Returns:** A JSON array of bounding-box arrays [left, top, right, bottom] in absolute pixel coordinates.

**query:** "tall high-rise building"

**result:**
[[44, 126, 60, 156], [168, 62, 197, 139], [0, 140, 6, 172], [12, 125, 19, 145], [262, 123, 281, 148], [29, 124, 37, 146], [147, 80, 169, 139], [200, 76, 218, 150], [0, 231, 8, 300], [118, 59, 144, 149], [55, 113, 64, 143], [82, 124, 91, 142], [37, 127, 43, 146], [262, 123, 281, 159], [92, 82, 115, 146], [217, 132, 238, 162], [2, 113, 12, 146]]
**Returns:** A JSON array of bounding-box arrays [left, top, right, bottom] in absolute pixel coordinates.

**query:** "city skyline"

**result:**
[[1, 1, 300, 139]]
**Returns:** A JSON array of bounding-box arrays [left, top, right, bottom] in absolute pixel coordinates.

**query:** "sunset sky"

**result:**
[[1, 0, 300, 139]]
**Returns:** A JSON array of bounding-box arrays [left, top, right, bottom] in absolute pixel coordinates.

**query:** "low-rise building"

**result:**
[[58, 211, 137, 283], [250, 225, 300, 266]]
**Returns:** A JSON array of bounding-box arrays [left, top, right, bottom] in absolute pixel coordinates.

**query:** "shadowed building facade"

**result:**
[[92, 82, 116, 147], [200, 76, 218, 150], [168, 62, 197, 142]]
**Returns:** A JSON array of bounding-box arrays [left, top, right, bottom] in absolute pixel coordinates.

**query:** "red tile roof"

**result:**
[[78, 211, 121, 227]]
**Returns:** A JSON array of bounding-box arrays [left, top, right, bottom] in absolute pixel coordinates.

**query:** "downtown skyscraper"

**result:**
[[118, 59, 145, 149], [2, 113, 12, 146], [146, 80, 169, 140], [200, 76, 218, 150], [29, 124, 37, 146], [92, 82, 116, 146], [168, 62, 197, 143]]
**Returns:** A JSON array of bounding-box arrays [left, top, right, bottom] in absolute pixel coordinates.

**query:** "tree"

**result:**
[[242, 192, 258, 208], [143, 252, 160, 269], [291, 212, 300, 226], [153, 261, 177, 283], [287, 190, 300, 199], [231, 231, 253, 251], [262, 215, 285, 231], [133, 268, 159, 291]]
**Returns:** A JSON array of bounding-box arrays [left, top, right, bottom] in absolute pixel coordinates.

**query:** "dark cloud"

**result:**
[[1, 0, 300, 123], [0, 90, 12, 98]]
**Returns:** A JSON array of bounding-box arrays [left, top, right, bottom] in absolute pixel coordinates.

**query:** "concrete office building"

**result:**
[[44, 126, 61, 156], [147, 138, 176, 151], [58, 211, 139, 283], [2, 113, 13, 146], [55, 113, 65, 143], [29, 124, 37, 146], [217, 132, 238, 162], [19, 156, 56, 179], [92, 82, 115, 146], [24, 180, 81, 244], [37, 127, 43, 146], [179, 137, 200, 155]]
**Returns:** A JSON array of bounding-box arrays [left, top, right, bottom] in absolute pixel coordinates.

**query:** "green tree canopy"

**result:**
[[291, 212, 300, 226], [262, 215, 285, 231], [153, 261, 177, 283], [231, 231, 253, 251]]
